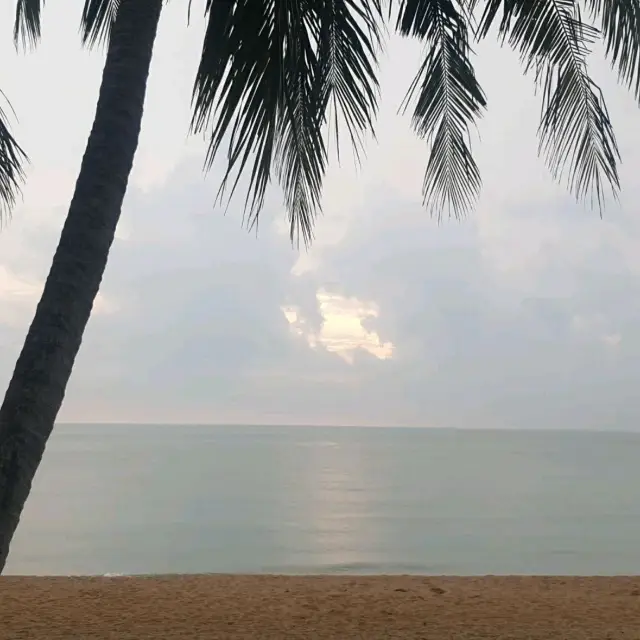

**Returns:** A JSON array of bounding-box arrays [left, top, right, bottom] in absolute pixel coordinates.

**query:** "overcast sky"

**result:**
[[1, 2, 640, 428]]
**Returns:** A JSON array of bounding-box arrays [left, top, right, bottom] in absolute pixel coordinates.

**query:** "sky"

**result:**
[[1, 2, 640, 428]]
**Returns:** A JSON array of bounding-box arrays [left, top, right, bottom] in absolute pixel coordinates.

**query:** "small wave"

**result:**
[[296, 440, 339, 448], [260, 561, 451, 575]]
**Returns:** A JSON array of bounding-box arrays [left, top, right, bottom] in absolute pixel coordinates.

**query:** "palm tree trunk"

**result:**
[[0, 0, 163, 573]]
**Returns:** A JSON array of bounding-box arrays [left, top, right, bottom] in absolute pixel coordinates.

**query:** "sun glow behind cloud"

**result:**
[[283, 289, 393, 364]]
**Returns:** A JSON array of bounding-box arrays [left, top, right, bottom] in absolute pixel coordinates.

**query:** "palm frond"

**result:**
[[585, 0, 640, 102], [191, 0, 285, 235], [274, 2, 327, 245], [14, 0, 43, 50], [0, 91, 27, 223], [314, 0, 383, 164], [395, 0, 487, 220], [190, 0, 382, 246], [475, 0, 620, 210], [80, 0, 120, 48]]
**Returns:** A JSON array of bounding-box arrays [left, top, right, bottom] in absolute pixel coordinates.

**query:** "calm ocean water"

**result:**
[[5, 424, 640, 576]]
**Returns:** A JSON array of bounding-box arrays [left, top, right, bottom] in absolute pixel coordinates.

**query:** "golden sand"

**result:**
[[2, 574, 640, 639]]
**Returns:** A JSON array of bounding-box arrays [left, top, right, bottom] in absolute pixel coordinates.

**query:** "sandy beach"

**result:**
[[1, 575, 639, 639]]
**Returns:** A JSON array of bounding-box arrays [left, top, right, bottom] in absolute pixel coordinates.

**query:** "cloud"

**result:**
[[284, 289, 394, 364], [2, 10, 640, 430]]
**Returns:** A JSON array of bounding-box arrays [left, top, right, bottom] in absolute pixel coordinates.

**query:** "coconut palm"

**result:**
[[0, 0, 639, 571]]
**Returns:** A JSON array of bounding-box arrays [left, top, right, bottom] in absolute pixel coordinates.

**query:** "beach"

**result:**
[[2, 575, 639, 639]]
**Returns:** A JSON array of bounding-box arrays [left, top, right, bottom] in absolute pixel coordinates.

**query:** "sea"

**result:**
[[5, 424, 640, 576]]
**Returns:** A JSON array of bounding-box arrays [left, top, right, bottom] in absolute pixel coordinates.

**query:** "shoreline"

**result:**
[[2, 574, 640, 639]]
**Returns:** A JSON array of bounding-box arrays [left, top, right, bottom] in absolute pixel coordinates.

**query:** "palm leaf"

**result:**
[[585, 0, 640, 101], [475, 0, 620, 210], [395, 0, 487, 220], [80, 0, 121, 48], [314, 0, 383, 164], [14, 0, 43, 49], [190, 0, 382, 246], [0, 91, 27, 222], [190, 0, 284, 234], [273, 1, 327, 245], [16, 0, 122, 51]]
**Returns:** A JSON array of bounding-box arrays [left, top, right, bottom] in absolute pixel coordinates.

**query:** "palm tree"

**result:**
[[0, 0, 638, 572]]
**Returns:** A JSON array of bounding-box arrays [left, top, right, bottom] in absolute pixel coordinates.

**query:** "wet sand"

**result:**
[[2, 575, 640, 639]]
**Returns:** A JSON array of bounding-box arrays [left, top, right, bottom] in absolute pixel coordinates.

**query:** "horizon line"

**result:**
[[54, 422, 640, 434]]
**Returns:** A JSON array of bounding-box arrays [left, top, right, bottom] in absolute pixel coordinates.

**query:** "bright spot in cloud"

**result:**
[[571, 314, 621, 348], [283, 289, 393, 364], [602, 333, 622, 348]]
